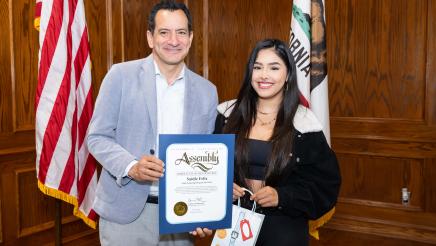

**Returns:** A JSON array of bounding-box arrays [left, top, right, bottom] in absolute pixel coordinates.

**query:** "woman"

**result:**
[[214, 39, 341, 245]]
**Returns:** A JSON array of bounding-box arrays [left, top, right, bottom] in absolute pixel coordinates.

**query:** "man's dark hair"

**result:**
[[148, 0, 192, 33]]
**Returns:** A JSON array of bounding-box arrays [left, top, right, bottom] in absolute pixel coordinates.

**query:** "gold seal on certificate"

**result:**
[[174, 201, 188, 216]]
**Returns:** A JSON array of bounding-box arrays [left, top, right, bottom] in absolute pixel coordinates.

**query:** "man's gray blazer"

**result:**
[[87, 55, 218, 224]]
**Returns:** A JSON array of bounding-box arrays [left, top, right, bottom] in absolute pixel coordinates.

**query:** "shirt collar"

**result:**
[[153, 60, 185, 84]]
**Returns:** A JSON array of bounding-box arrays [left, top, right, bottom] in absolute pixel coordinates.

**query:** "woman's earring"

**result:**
[[285, 81, 289, 91]]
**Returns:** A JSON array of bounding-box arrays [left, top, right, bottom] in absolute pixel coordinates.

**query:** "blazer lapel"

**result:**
[[183, 70, 195, 133], [141, 56, 158, 139]]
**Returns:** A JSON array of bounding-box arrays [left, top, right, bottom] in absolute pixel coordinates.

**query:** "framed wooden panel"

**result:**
[[327, 0, 427, 120], [10, 0, 39, 131], [338, 154, 424, 210]]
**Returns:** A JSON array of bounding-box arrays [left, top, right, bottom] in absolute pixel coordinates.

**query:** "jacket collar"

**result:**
[[217, 99, 323, 133]]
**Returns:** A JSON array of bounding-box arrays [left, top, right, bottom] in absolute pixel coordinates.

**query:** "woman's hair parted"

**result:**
[[223, 39, 300, 187]]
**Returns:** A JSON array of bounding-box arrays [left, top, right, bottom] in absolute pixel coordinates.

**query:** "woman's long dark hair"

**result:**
[[223, 39, 300, 187]]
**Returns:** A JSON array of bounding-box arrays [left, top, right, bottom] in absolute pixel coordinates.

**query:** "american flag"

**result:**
[[35, 0, 97, 228], [290, 0, 333, 239]]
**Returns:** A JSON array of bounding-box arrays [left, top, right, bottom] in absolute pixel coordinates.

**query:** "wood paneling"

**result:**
[[427, 0, 436, 126], [16, 167, 75, 238], [0, 0, 13, 134], [0, 151, 33, 243], [0, 131, 34, 156], [84, 0, 110, 97], [11, 0, 39, 131], [0, 194, 2, 243], [424, 159, 436, 213], [328, 204, 436, 244], [333, 138, 436, 158], [338, 155, 424, 208], [17, 167, 56, 237], [332, 118, 436, 142], [185, 0, 205, 76], [311, 228, 435, 246], [1, 152, 97, 245], [110, 0, 125, 65], [327, 0, 427, 120], [122, 0, 159, 61]]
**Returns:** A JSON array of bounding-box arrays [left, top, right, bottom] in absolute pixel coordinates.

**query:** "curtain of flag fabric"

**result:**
[[34, 0, 98, 228], [290, 0, 334, 239]]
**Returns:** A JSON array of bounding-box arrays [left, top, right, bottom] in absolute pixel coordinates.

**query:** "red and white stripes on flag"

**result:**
[[290, 0, 330, 144], [290, 0, 333, 239], [35, 0, 97, 228]]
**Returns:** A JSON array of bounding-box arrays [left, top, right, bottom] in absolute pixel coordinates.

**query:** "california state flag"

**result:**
[[290, 0, 330, 143], [290, 0, 333, 239]]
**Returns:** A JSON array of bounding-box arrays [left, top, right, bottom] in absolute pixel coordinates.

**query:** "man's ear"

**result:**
[[146, 30, 154, 49], [188, 31, 193, 48]]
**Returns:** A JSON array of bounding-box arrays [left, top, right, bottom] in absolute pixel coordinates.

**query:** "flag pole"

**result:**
[[55, 199, 62, 246]]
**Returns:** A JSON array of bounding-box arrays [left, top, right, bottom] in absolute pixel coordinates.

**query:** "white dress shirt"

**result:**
[[124, 60, 185, 197]]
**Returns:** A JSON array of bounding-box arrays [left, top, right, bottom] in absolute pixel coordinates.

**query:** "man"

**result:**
[[87, 1, 217, 245]]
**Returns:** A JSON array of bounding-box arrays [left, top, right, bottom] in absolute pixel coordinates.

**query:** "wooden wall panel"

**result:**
[[0, 0, 13, 134], [338, 154, 424, 209], [425, 159, 436, 213], [1, 152, 44, 244], [122, 0, 159, 61], [11, 0, 39, 131], [427, 0, 436, 126], [327, 0, 427, 120], [185, 0, 205, 76], [16, 167, 77, 238], [0, 195, 2, 243], [17, 167, 57, 237], [333, 138, 436, 158], [0, 0, 36, 154], [110, 0, 125, 65], [328, 205, 436, 244], [1, 152, 97, 245], [84, 0, 110, 97]]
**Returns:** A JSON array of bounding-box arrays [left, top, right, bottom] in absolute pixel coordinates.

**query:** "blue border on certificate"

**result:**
[[159, 134, 234, 234]]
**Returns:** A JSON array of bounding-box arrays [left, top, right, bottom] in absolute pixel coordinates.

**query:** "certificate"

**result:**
[[159, 134, 234, 234]]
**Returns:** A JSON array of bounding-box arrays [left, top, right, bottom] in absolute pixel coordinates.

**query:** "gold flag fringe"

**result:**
[[38, 180, 97, 229], [308, 207, 335, 240]]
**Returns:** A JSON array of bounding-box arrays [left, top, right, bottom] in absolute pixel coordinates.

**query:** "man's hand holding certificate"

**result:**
[[159, 134, 234, 234]]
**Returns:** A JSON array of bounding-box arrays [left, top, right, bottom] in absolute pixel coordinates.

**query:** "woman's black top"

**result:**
[[246, 139, 271, 180]]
